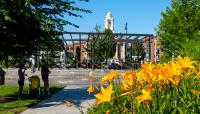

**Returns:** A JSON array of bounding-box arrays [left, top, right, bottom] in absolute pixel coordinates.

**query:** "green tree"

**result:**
[[130, 40, 146, 62], [157, 0, 200, 61], [94, 29, 116, 63], [0, 0, 91, 62], [86, 26, 116, 63]]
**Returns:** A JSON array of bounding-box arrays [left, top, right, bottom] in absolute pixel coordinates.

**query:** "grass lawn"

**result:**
[[0, 84, 64, 114]]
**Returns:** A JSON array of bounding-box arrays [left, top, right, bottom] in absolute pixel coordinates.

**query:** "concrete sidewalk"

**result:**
[[21, 86, 95, 114]]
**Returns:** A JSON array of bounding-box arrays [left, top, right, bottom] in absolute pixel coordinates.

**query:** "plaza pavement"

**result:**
[[21, 85, 95, 114], [4, 69, 125, 114], [4, 68, 114, 85]]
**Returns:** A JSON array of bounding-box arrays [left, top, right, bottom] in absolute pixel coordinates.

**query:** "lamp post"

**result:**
[[125, 22, 128, 62]]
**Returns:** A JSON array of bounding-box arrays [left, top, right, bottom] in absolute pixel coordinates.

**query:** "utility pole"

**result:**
[[125, 22, 128, 62]]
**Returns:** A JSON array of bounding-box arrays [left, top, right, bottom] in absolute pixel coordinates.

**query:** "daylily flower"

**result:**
[[110, 70, 120, 79], [101, 74, 111, 83], [120, 80, 133, 92], [106, 110, 111, 114], [177, 56, 195, 69], [136, 89, 152, 103], [87, 85, 94, 94], [123, 71, 136, 80], [94, 84, 114, 105], [170, 61, 182, 76], [101, 71, 120, 84], [196, 71, 200, 78], [191, 89, 200, 96]]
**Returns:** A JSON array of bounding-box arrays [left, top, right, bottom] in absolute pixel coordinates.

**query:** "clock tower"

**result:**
[[105, 12, 114, 32]]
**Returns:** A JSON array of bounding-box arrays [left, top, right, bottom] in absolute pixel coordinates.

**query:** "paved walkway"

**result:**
[[21, 86, 95, 114]]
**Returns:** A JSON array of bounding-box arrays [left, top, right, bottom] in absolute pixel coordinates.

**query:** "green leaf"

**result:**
[[25, 0, 31, 6], [171, 108, 177, 114], [177, 107, 184, 114]]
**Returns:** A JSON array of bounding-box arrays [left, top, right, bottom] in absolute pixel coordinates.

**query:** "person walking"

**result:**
[[18, 63, 27, 99], [111, 58, 115, 69], [30, 55, 36, 73], [41, 64, 51, 96]]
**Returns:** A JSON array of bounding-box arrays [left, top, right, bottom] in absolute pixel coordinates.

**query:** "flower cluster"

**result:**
[[88, 56, 200, 113], [101, 70, 119, 84]]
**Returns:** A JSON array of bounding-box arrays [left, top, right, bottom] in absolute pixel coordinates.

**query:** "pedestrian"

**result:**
[[18, 63, 27, 99], [111, 58, 115, 69], [41, 64, 51, 96], [30, 55, 36, 73], [30, 63, 35, 73], [89, 71, 94, 83]]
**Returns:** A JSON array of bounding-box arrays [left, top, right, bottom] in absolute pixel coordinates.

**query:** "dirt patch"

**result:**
[[0, 97, 17, 103]]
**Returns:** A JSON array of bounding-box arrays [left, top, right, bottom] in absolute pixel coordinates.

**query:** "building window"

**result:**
[[145, 40, 150, 61], [108, 20, 111, 29], [157, 49, 160, 55]]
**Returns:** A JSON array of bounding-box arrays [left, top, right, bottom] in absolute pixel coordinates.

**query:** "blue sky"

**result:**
[[64, 0, 171, 35]]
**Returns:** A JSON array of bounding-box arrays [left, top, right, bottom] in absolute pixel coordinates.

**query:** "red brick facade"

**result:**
[[65, 42, 88, 62], [142, 36, 162, 62]]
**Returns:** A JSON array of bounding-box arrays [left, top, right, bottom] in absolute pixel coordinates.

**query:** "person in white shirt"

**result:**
[[30, 55, 35, 73]]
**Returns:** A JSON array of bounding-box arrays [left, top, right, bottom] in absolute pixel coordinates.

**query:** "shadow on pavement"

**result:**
[[31, 86, 95, 109]]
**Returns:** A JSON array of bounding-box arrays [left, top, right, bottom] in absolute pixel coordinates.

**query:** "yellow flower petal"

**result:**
[[191, 89, 200, 96], [94, 84, 114, 105], [106, 109, 111, 114], [87, 85, 94, 94], [136, 89, 152, 103]]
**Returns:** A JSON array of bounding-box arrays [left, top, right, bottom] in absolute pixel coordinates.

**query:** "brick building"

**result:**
[[142, 36, 162, 62], [65, 41, 88, 62]]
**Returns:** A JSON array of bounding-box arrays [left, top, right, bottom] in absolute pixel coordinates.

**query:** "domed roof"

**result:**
[[106, 12, 113, 19]]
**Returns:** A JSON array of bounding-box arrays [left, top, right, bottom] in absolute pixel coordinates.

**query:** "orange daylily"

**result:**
[[106, 110, 111, 114], [120, 80, 133, 92], [123, 71, 136, 80], [191, 89, 200, 96], [120, 71, 136, 92], [136, 89, 152, 103], [196, 71, 200, 78], [177, 56, 195, 69], [101, 71, 119, 83], [110, 70, 120, 79], [94, 84, 114, 105], [87, 85, 94, 94]]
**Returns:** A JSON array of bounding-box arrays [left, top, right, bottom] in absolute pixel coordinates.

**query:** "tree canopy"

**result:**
[[86, 26, 116, 63], [130, 40, 145, 62], [94, 29, 116, 63], [0, 0, 91, 61], [157, 0, 200, 61]]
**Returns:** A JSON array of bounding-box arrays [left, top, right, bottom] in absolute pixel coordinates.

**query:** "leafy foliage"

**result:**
[[0, 0, 91, 61], [131, 40, 146, 62], [157, 0, 200, 61], [86, 26, 116, 63]]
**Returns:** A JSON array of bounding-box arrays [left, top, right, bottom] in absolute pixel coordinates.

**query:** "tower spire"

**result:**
[[105, 12, 114, 32]]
